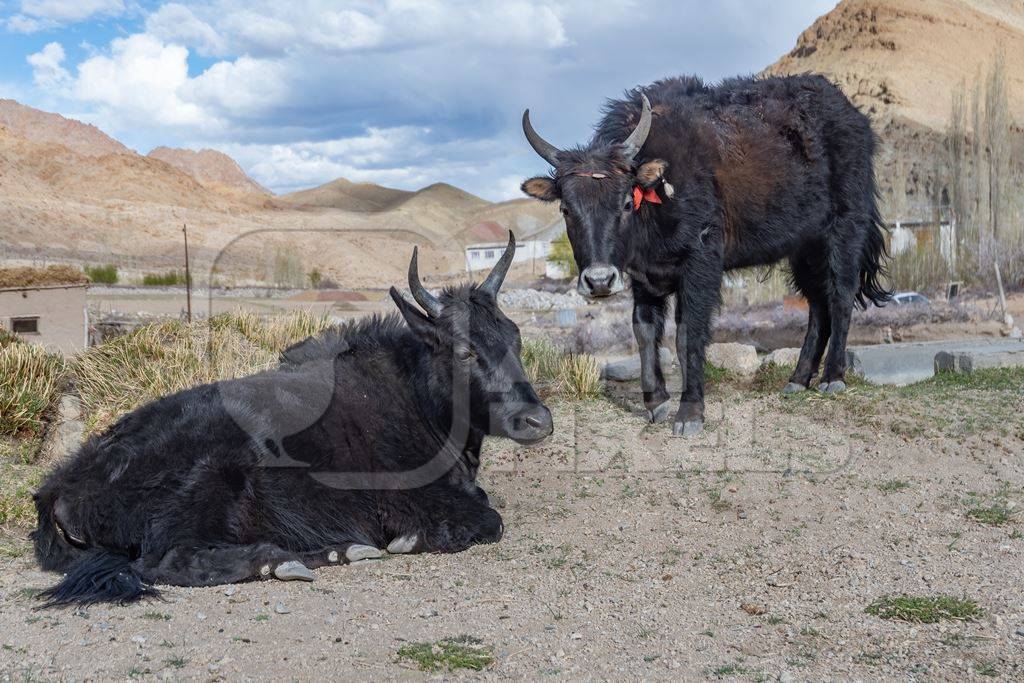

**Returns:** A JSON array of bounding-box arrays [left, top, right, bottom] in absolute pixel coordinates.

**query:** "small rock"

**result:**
[[224, 585, 237, 597], [707, 343, 759, 375], [274, 602, 291, 615], [196, 612, 207, 621], [130, 635, 146, 646], [601, 348, 674, 381], [1015, 627, 1024, 638], [762, 347, 801, 367]]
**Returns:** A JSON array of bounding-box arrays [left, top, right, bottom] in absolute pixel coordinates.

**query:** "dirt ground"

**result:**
[[1, 371, 1022, 681]]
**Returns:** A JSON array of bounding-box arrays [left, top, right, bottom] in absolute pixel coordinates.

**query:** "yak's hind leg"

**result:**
[[785, 252, 832, 392], [140, 542, 315, 586], [819, 218, 863, 393]]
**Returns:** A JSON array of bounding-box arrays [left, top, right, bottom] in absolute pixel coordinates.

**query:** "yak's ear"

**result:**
[[636, 159, 669, 188], [521, 176, 558, 201], [389, 286, 437, 344]]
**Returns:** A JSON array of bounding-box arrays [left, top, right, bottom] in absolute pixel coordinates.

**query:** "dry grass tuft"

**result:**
[[0, 264, 89, 289], [557, 353, 601, 400], [0, 342, 67, 437], [522, 339, 601, 400], [219, 310, 334, 354]]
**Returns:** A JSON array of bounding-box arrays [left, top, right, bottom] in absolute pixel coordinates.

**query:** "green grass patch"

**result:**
[[877, 479, 911, 493], [865, 595, 983, 623], [967, 504, 1015, 526], [142, 270, 189, 286], [141, 611, 172, 621], [703, 362, 736, 388], [83, 264, 118, 284], [396, 635, 494, 672], [752, 362, 793, 393], [0, 449, 45, 529]]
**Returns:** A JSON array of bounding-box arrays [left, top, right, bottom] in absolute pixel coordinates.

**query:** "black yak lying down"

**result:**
[[32, 234, 552, 607]]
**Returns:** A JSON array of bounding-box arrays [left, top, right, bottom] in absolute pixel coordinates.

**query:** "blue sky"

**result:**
[[1, 1, 838, 199]]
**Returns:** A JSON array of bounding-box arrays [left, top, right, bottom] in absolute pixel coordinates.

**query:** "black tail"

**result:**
[[856, 205, 893, 309], [37, 549, 160, 608]]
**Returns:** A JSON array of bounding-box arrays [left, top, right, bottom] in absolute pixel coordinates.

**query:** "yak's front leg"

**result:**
[[632, 284, 671, 422], [672, 260, 723, 436], [386, 485, 503, 556]]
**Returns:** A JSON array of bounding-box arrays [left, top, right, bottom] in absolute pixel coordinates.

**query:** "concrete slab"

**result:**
[[934, 347, 1024, 374], [848, 338, 1024, 386]]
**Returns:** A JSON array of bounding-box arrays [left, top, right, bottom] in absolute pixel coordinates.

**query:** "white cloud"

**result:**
[[5, 14, 43, 32], [72, 34, 212, 128], [144, 3, 226, 57], [185, 56, 288, 118], [27, 41, 71, 90], [7, 0, 125, 31]]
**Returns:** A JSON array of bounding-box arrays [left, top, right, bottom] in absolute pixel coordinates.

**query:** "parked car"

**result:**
[[891, 291, 931, 306]]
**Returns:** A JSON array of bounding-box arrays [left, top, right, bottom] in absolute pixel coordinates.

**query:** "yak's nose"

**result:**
[[578, 264, 624, 298], [510, 405, 553, 445]]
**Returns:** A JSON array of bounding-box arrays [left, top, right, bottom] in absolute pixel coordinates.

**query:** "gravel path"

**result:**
[[1, 384, 1022, 681]]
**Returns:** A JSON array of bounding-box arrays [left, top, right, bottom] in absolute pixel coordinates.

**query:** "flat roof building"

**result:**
[[0, 265, 89, 354]]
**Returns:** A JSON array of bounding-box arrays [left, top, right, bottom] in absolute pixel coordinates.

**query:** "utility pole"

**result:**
[[183, 223, 192, 323]]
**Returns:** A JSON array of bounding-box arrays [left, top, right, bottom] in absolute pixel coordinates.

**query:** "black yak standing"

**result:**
[[32, 234, 552, 606], [521, 75, 891, 435]]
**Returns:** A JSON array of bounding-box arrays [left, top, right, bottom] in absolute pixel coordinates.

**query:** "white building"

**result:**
[[464, 216, 570, 279], [0, 266, 90, 354]]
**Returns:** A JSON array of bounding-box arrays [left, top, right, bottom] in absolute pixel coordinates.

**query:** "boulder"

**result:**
[[706, 342, 759, 375], [762, 347, 801, 367], [601, 347, 674, 381]]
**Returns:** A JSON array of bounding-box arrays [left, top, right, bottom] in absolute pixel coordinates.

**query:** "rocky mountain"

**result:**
[[766, 0, 1024, 212], [766, 0, 1024, 130], [148, 147, 271, 196]]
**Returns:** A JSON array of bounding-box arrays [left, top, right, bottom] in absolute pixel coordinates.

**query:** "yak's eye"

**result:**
[[559, 205, 570, 217], [455, 346, 476, 362], [623, 198, 633, 212]]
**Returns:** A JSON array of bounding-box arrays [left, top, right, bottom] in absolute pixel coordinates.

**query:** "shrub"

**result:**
[[84, 264, 118, 284], [547, 231, 579, 279], [142, 270, 189, 286]]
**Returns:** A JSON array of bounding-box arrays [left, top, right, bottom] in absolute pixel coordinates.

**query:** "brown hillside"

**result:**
[[280, 177, 413, 211], [0, 98, 131, 157], [148, 147, 271, 196], [766, 0, 1024, 130], [766, 0, 1024, 212]]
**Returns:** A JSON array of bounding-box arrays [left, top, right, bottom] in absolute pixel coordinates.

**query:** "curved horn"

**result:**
[[522, 109, 561, 166], [621, 93, 652, 160], [408, 246, 443, 317], [480, 232, 516, 296]]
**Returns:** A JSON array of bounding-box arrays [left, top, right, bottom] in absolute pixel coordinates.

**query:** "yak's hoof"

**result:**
[[274, 560, 315, 582], [781, 382, 807, 395], [672, 419, 704, 437], [387, 534, 418, 554], [647, 401, 672, 424], [819, 380, 846, 394], [346, 544, 384, 562]]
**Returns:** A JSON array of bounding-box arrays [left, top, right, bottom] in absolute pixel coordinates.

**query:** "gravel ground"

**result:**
[[1, 379, 1022, 681]]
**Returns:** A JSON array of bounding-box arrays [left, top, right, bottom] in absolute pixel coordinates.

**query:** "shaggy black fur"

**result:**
[[33, 247, 552, 607], [522, 74, 892, 434]]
